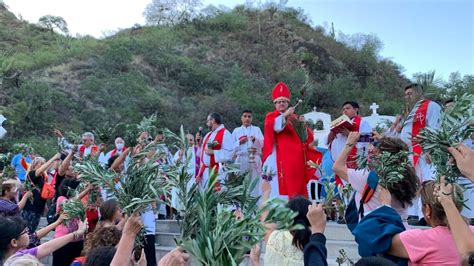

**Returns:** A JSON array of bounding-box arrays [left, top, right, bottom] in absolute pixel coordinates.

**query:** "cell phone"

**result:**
[[307, 180, 320, 203], [358, 133, 374, 143]]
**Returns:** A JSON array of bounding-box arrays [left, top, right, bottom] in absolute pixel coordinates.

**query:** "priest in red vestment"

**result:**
[[262, 82, 323, 199]]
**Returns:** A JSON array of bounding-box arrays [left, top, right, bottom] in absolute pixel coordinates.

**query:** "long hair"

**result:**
[[377, 137, 420, 207], [99, 199, 119, 222], [27, 157, 45, 172], [57, 177, 80, 198], [83, 226, 121, 255], [0, 216, 27, 260], [84, 246, 116, 266], [420, 181, 463, 227], [287, 196, 312, 251]]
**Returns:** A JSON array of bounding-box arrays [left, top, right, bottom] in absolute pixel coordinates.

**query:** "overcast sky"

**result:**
[[4, 0, 473, 80]]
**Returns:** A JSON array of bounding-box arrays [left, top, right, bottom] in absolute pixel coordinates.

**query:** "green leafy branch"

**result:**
[[417, 94, 474, 183]]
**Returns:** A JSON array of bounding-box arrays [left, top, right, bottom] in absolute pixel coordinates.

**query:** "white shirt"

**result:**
[[329, 116, 372, 162], [199, 124, 236, 187], [232, 125, 264, 157], [201, 124, 235, 167], [387, 100, 442, 182], [399, 100, 441, 147]]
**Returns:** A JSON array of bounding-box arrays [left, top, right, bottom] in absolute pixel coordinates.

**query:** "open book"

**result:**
[[330, 114, 352, 133]]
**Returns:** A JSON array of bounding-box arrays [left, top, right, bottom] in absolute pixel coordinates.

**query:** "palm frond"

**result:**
[[177, 169, 298, 265], [418, 93, 474, 183]]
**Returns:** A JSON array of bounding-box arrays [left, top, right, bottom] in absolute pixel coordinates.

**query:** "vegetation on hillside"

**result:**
[[0, 2, 472, 156]]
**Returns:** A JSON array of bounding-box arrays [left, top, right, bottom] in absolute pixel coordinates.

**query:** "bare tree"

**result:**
[[37, 15, 69, 35], [144, 0, 202, 25]]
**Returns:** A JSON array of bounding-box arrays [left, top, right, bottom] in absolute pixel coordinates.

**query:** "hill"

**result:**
[[0, 3, 422, 154]]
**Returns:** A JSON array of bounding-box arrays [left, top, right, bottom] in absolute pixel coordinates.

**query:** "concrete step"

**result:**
[[155, 231, 360, 262], [156, 231, 181, 246], [156, 219, 181, 233], [155, 219, 356, 241], [157, 245, 344, 266], [41, 217, 356, 242], [39, 218, 360, 263]]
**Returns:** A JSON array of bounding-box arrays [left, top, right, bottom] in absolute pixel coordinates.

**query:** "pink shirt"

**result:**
[[348, 169, 408, 225], [54, 196, 81, 241], [400, 225, 474, 265]]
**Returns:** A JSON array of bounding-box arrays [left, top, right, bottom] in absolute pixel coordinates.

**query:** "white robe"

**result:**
[[400, 101, 441, 182], [232, 125, 264, 196], [387, 100, 442, 217], [200, 124, 235, 189], [329, 117, 372, 186], [262, 114, 288, 200], [171, 146, 199, 210]]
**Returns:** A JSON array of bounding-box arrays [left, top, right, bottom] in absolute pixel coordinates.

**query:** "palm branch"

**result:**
[[167, 129, 299, 265], [178, 172, 299, 265], [356, 150, 412, 189], [75, 142, 169, 214], [287, 115, 308, 143], [417, 93, 474, 183]]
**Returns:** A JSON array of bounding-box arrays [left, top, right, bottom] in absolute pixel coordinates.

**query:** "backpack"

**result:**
[[47, 200, 59, 224], [345, 171, 379, 232]]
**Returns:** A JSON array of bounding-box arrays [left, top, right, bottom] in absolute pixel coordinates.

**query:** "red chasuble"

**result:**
[[346, 115, 362, 169], [262, 110, 322, 198], [196, 127, 225, 182], [412, 99, 430, 167], [79, 145, 99, 157], [110, 147, 126, 157], [331, 115, 361, 186]]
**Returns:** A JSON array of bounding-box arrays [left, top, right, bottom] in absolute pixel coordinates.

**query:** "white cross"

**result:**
[[369, 103, 379, 115]]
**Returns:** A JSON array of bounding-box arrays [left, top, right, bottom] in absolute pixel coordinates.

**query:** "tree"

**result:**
[[445, 72, 474, 98], [37, 15, 69, 35], [412, 70, 445, 101], [144, 0, 202, 25], [262, 0, 288, 20], [338, 33, 383, 58]]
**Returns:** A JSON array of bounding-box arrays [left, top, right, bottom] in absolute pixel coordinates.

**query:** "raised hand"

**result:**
[[448, 144, 474, 181], [306, 203, 326, 234], [53, 129, 63, 138]]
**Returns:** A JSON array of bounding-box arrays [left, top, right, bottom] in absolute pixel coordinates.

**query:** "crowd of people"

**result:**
[[0, 81, 473, 266]]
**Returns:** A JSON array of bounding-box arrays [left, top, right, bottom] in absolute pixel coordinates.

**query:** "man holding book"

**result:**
[[328, 101, 372, 186]]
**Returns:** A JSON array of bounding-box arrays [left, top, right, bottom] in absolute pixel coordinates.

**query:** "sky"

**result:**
[[3, 0, 473, 80]]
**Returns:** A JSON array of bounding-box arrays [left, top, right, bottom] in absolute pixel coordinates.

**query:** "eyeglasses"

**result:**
[[18, 227, 29, 238], [274, 100, 289, 105]]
